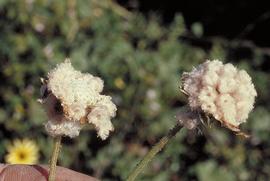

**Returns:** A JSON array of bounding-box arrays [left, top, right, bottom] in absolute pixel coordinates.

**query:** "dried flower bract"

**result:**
[[40, 59, 117, 139], [181, 60, 257, 134]]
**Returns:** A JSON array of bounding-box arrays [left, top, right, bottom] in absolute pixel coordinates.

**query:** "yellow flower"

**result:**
[[5, 139, 39, 164]]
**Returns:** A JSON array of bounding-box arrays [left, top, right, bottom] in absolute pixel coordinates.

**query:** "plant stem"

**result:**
[[126, 123, 183, 181], [48, 136, 62, 181]]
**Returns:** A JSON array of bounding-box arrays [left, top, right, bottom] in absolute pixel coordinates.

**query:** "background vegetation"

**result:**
[[0, 0, 269, 180]]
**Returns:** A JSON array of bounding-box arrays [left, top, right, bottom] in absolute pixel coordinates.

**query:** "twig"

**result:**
[[48, 136, 62, 181], [126, 123, 183, 181]]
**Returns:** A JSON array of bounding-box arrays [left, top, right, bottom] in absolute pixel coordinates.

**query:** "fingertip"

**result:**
[[0, 164, 99, 181], [0, 165, 46, 181], [0, 164, 7, 174]]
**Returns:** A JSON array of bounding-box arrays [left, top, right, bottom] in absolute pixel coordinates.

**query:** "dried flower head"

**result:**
[[181, 60, 257, 133], [39, 59, 117, 140]]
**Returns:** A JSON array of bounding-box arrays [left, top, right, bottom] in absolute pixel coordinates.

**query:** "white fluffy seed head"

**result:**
[[47, 59, 103, 120], [40, 59, 117, 139], [182, 60, 257, 129]]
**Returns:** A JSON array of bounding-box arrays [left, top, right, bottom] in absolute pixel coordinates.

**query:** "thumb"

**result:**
[[0, 164, 99, 181]]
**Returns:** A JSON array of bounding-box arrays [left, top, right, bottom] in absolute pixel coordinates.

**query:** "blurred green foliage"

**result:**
[[0, 0, 270, 180]]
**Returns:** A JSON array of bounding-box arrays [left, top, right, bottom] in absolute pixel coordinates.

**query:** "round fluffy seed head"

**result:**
[[181, 60, 257, 130], [47, 59, 103, 121], [40, 59, 117, 139]]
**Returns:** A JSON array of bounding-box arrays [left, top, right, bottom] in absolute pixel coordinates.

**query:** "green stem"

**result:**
[[48, 136, 62, 181], [126, 123, 183, 181]]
